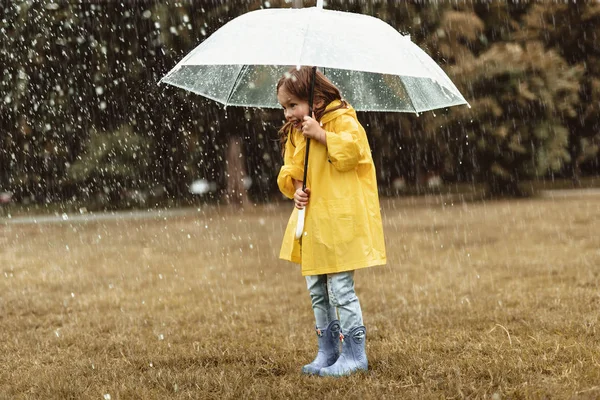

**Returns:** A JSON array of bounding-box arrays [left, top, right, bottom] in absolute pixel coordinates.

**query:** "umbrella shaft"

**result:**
[[302, 138, 310, 191], [302, 66, 317, 191]]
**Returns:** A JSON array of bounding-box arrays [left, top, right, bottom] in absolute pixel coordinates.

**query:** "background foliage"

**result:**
[[1, 1, 599, 207]]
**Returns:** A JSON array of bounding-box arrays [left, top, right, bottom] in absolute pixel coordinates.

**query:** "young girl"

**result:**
[[276, 66, 387, 377]]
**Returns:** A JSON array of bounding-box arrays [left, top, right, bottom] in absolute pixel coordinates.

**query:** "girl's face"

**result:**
[[277, 87, 309, 130]]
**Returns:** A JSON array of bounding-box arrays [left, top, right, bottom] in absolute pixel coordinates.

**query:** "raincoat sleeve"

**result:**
[[277, 131, 305, 199], [325, 115, 363, 172]]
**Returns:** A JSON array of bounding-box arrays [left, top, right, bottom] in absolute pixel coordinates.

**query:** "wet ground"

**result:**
[[1, 193, 600, 398]]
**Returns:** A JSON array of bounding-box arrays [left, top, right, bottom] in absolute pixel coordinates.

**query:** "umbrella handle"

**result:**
[[295, 208, 305, 240]]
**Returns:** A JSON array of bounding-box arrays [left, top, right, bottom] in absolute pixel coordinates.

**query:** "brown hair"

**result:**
[[276, 66, 348, 154]]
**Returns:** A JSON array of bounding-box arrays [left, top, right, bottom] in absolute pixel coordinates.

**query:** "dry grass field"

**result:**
[[1, 193, 600, 399]]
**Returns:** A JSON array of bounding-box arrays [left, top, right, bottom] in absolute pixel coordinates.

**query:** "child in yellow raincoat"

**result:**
[[276, 66, 386, 377]]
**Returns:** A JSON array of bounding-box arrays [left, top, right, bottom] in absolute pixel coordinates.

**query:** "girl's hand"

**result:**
[[294, 187, 311, 209], [302, 114, 326, 144]]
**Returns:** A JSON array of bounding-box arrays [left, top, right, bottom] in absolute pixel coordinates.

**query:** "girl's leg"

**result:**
[[302, 274, 341, 375], [319, 271, 368, 377], [305, 274, 338, 328], [326, 271, 363, 334]]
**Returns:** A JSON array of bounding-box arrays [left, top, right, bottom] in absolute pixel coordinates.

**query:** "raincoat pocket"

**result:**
[[314, 199, 355, 248]]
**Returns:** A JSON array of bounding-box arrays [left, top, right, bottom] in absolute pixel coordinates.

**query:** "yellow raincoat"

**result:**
[[277, 100, 387, 276]]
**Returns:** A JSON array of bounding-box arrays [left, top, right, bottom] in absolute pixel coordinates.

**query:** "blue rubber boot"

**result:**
[[301, 320, 341, 375], [319, 326, 367, 377]]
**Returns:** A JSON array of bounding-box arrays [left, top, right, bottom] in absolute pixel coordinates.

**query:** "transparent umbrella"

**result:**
[[161, 4, 467, 113], [160, 1, 469, 237]]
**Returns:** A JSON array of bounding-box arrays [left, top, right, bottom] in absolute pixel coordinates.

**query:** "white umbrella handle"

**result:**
[[295, 208, 305, 240]]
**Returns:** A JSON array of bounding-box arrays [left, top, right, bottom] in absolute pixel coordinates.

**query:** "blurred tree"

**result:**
[[442, 41, 583, 195], [0, 2, 97, 203], [68, 125, 151, 207], [518, 4, 600, 183], [2, 0, 599, 208]]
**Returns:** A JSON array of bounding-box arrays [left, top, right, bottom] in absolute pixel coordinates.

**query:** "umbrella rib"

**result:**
[[395, 75, 419, 115], [224, 64, 249, 107], [297, 10, 313, 67], [162, 80, 227, 106]]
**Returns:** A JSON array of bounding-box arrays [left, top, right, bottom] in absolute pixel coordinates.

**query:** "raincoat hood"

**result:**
[[320, 100, 354, 125]]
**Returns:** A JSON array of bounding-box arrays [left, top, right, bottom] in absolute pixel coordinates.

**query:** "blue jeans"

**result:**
[[305, 271, 363, 334]]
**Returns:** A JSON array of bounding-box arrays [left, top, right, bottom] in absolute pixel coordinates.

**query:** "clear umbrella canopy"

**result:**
[[160, 6, 468, 113]]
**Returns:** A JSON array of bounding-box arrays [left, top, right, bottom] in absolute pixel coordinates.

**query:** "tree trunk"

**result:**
[[226, 135, 250, 208]]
